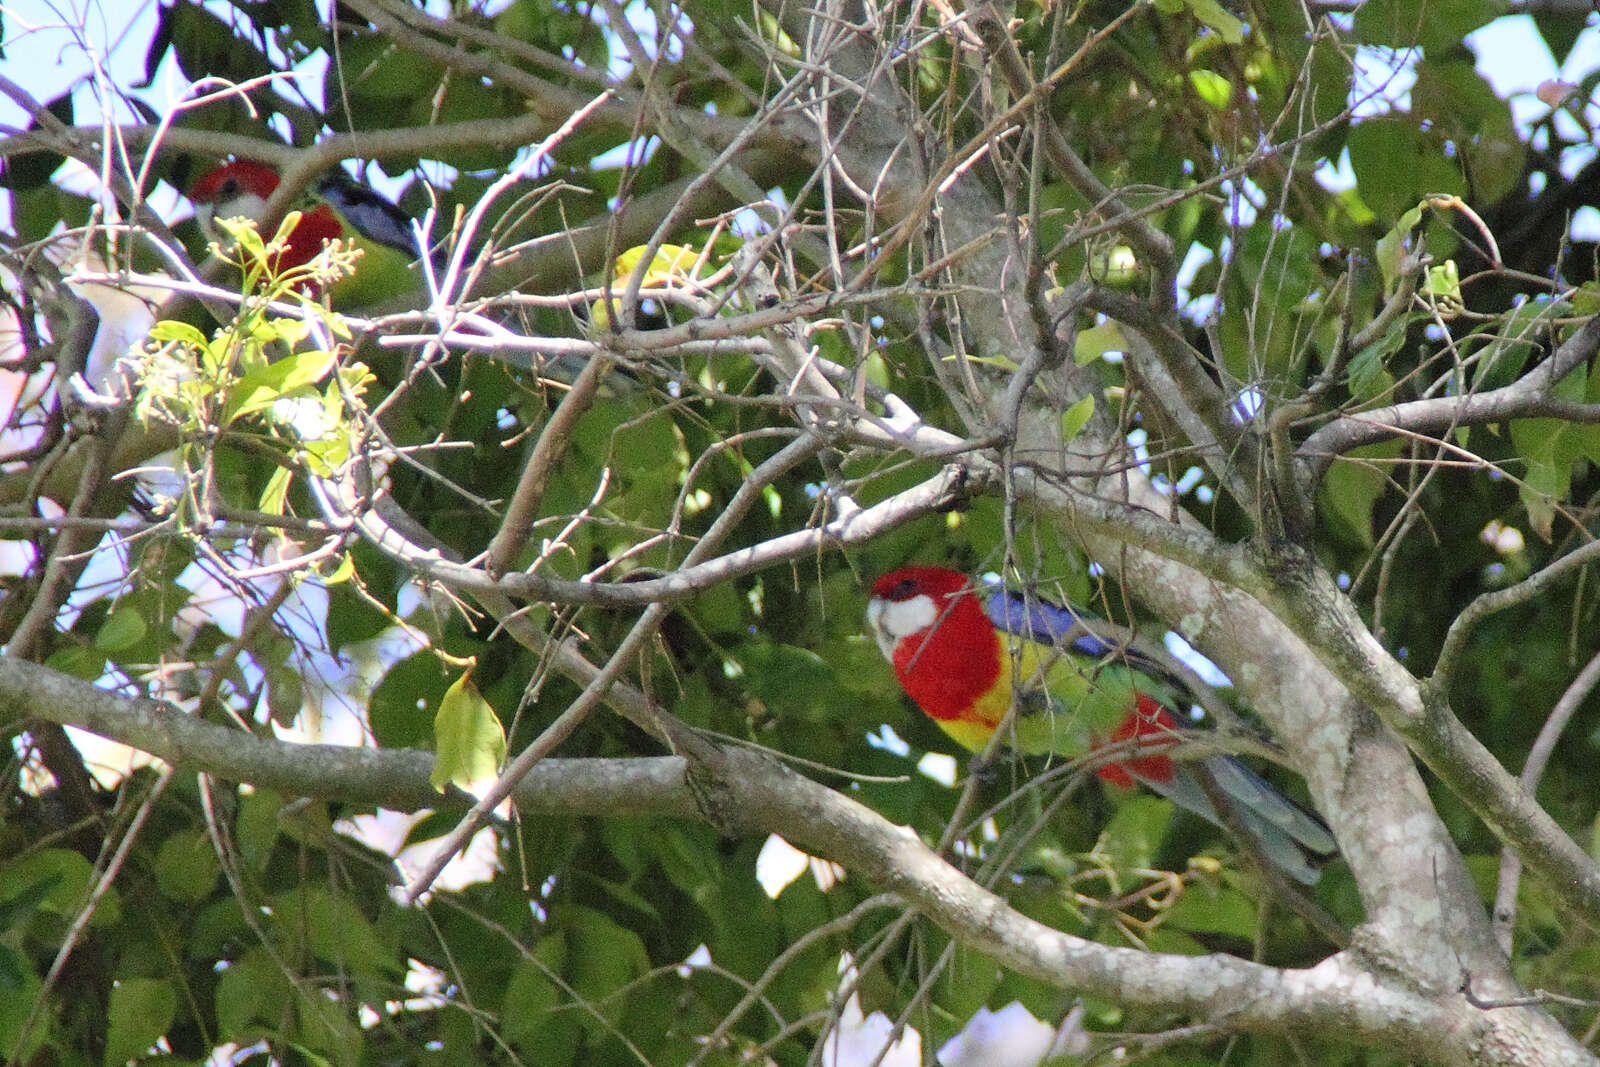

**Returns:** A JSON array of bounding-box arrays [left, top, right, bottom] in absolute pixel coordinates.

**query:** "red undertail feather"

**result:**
[[1096, 694, 1181, 788]]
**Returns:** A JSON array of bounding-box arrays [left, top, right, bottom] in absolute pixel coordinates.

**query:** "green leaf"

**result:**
[[1183, 0, 1245, 43], [1348, 120, 1466, 222], [43, 643, 106, 681], [223, 348, 337, 425], [371, 651, 450, 749], [561, 906, 651, 1036], [1374, 202, 1425, 293], [325, 559, 398, 654], [1074, 321, 1127, 365], [94, 605, 148, 653], [1512, 419, 1579, 541], [1319, 441, 1402, 548], [234, 789, 284, 875], [1536, 11, 1588, 67], [1346, 319, 1405, 404], [294, 992, 364, 1067], [734, 641, 838, 723], [955, 352, 1020, 371], [147, 320, 209, 349], [503, 937, 567, 1031], [1060, 393, 1095, 442], [1423, 260, 1462, 316], [612, 242, 702, 286], [266, 658, 305, 727], [611, 409, 685, 497], [0, 92, 72, 189], [1510, 363, 1590, 540], [104, 977, 177, 1067], [1472, 300, 1550, 393], [1088, 245, 1139, 287], [1217, 223, 1322, 380], [1143, 925, 1209, 956], [0, 870, 63, 931], [1413, 59, 1521, 206], [0, 943, 27, 992], [0, 849, 92, 919], [1354, 0, 1500, 50], [319, 552, 355, 584], [216, 950, 287, 1034], [1096, 796, 1172, 872], [1188, 69, 1232, 108], [336, 31, 443, 100], [10, 187, 86, 244], [154, 829, 221, 903], [502, 938, 579, 1056], [273, 886, 394, 975], [215, 213, 267, 262], [258, 464, 293, 516], [162, 0, 273, 84], [431, 671, 506, 792]]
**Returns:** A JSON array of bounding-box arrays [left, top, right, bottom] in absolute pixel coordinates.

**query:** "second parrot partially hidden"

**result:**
[[188, 160, 421, 309]]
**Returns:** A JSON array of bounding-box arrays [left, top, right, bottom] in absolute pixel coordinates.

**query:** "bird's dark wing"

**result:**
[[316, 174, 420, 256]]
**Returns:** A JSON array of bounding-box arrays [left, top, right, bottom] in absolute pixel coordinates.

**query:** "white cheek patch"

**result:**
[[884, 594, 938, 637], [867, 594, 938, 661], [215, 191, 270, 227], [197, 192, 271, 246]]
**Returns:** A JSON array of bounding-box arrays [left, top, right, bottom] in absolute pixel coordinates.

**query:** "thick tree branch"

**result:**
[[0, 653, 1588, 1064], [0, 655, 688, 817]]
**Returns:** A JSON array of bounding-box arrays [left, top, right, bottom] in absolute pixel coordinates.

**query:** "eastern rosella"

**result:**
[[188, 160, 420, 308], [866, 565, 1336, 884]]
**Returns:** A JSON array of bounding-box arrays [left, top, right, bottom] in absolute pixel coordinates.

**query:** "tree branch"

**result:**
[[0, 652, 1589, 1063], [1298, 313, 1600, 483]]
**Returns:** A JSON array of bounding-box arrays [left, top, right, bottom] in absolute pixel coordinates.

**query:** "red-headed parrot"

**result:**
[[866, 565, 1336, 883], [187, 160, 420, 308]]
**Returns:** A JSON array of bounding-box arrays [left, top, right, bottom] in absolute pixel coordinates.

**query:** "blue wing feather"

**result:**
[[982, 586, 1123, 659], [317, 175, 420, 256]]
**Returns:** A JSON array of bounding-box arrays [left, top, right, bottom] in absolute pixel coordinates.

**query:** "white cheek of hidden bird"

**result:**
[[197, 193, 270, 239]]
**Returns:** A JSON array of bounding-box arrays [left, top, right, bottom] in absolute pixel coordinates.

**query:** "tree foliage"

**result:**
[[2, 1, 1600, 1064]]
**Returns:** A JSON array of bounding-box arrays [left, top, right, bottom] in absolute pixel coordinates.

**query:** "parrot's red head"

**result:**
[[188, 161, 341, 279], [867, 566, 969, 654], [188, 161, 282, 225], [866, 566, 1001, 723]]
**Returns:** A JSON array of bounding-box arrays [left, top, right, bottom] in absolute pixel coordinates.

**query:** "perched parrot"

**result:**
[[187, 160, 421, 308], [866, 565, 1337, 884]]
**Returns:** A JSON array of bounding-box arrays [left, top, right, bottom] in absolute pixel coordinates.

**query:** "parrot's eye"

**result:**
[[889, 577, 918, 599], [218, 178, 238, 198]]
